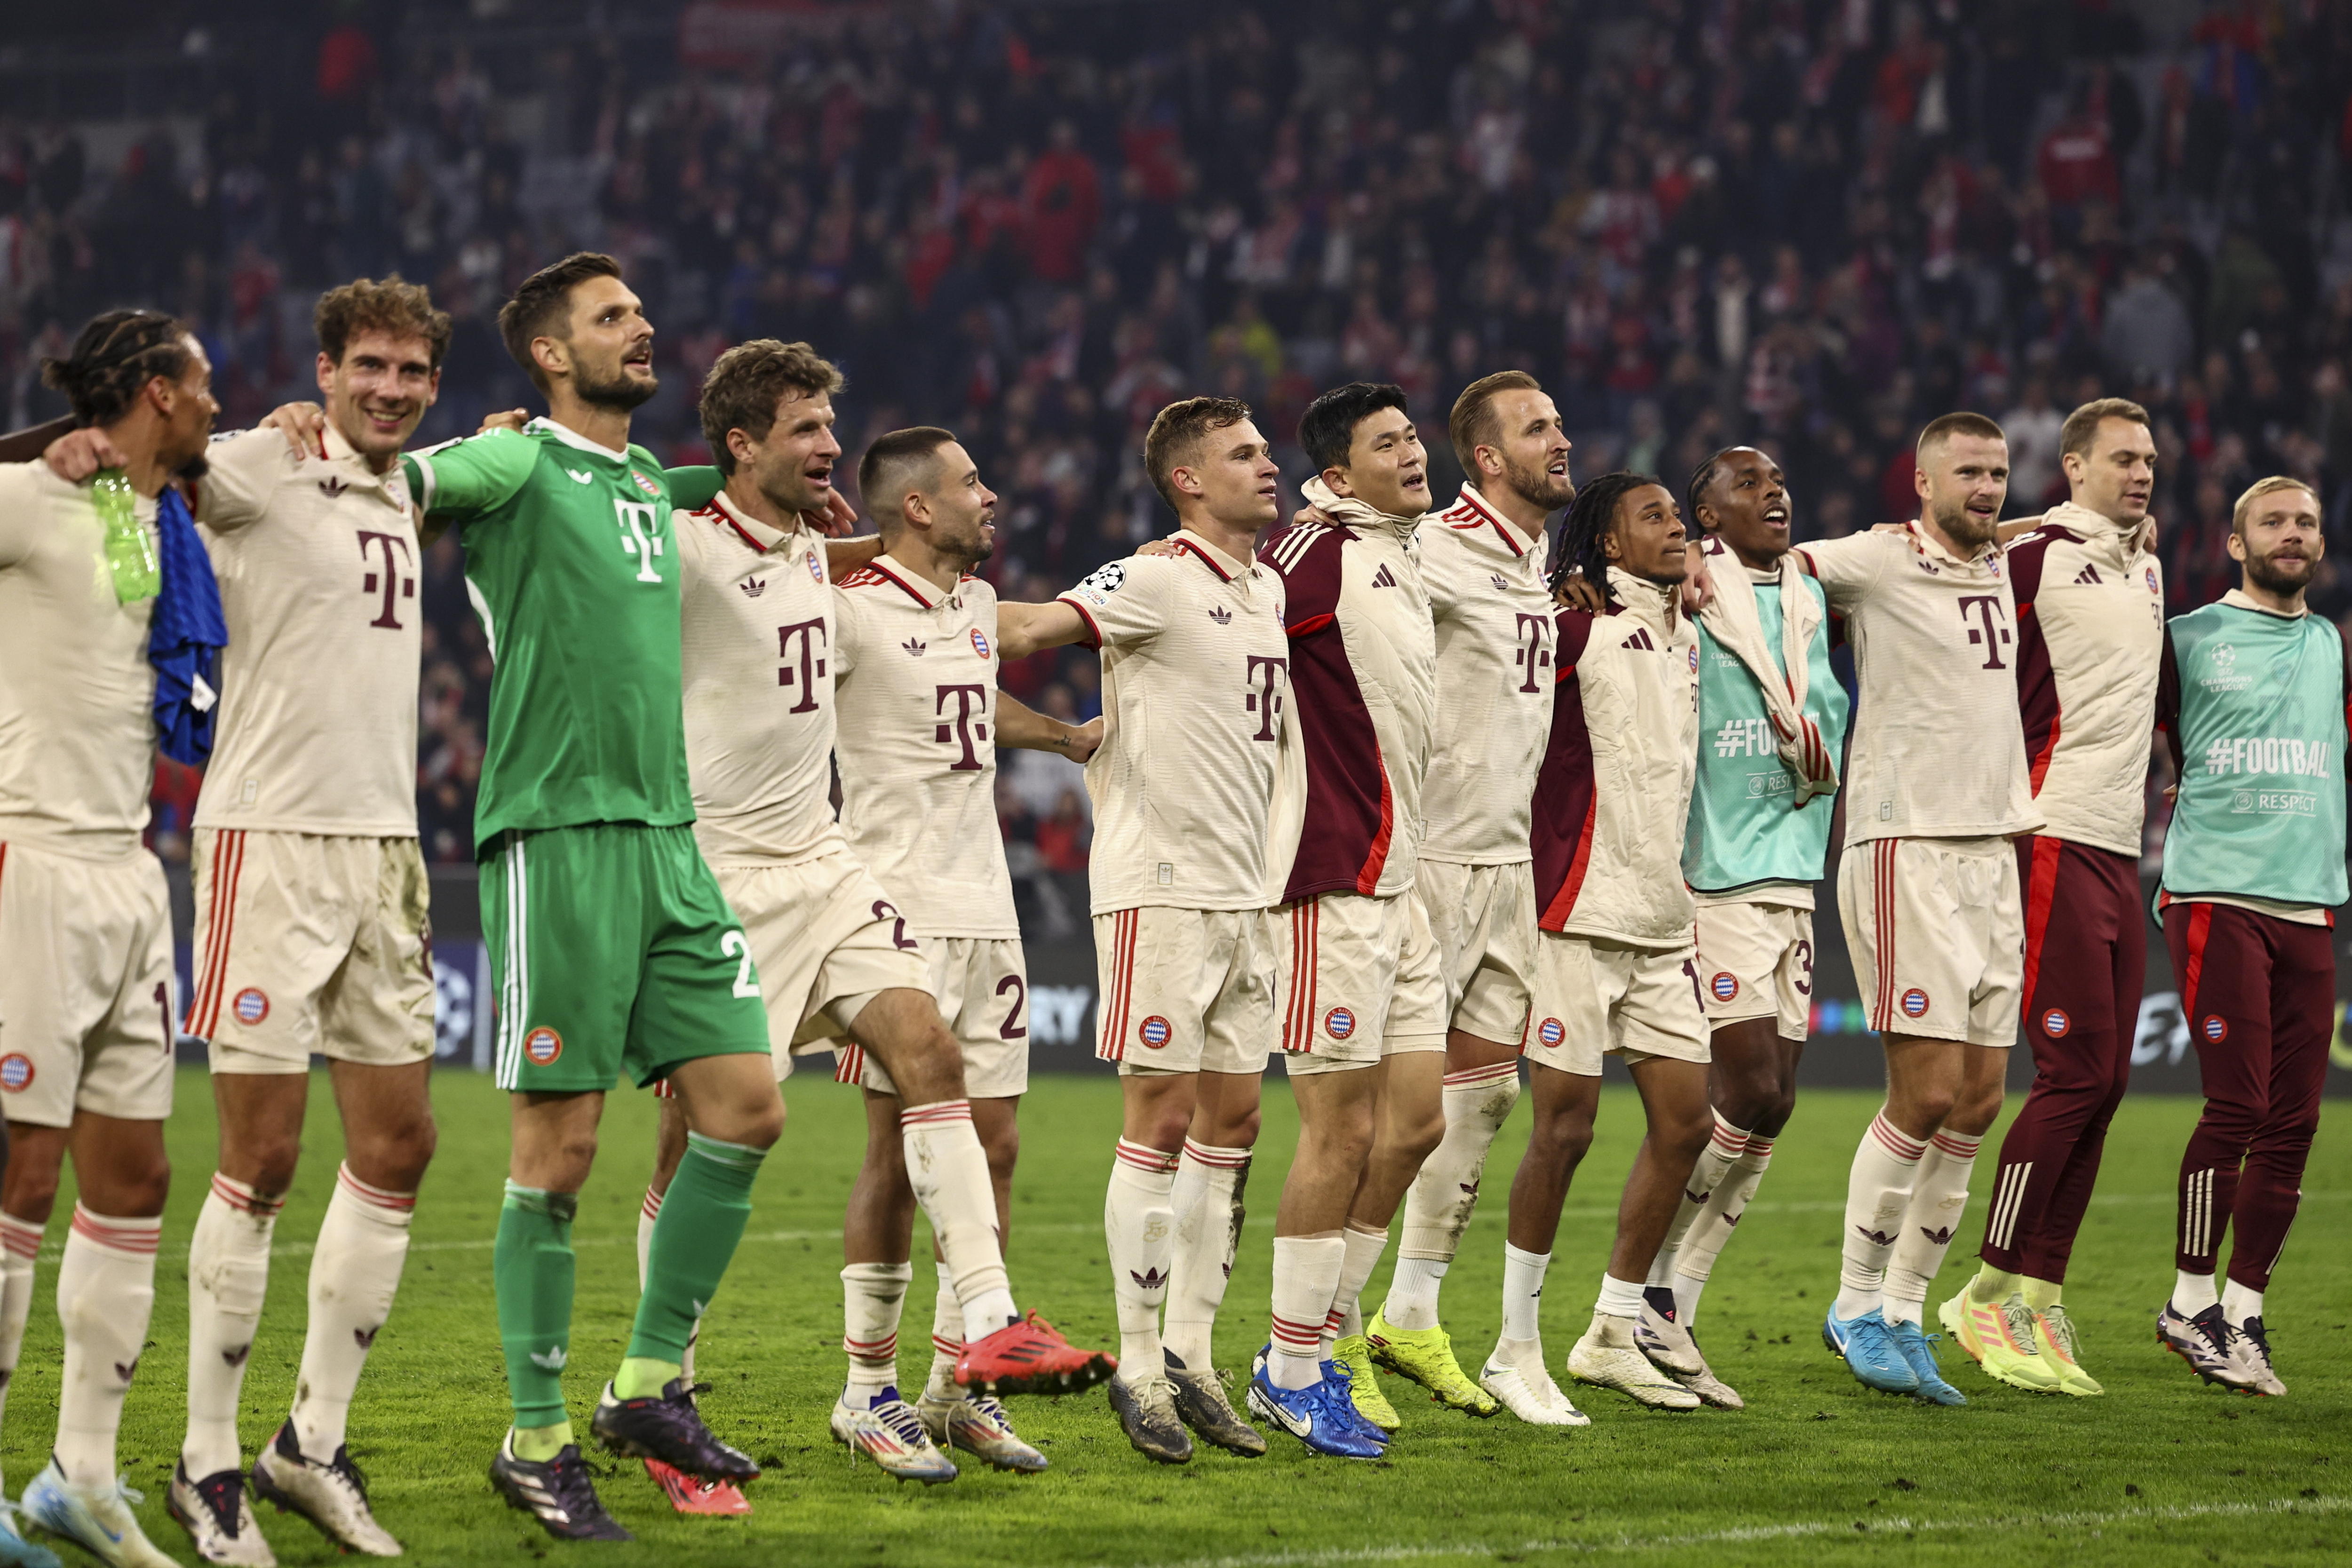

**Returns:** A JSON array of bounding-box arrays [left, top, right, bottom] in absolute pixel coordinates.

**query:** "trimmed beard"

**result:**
[[1931, 501, 1998, 551], [1501, 454, 1575, 514], [575, 361, 659, 413], [2243, 550, 2319, 597]]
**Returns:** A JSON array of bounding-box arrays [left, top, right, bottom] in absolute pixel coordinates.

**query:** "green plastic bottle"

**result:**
[[92, 468, 159, 604]]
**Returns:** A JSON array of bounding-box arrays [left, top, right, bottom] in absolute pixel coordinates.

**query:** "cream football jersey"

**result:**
[[675, 489, 844, 865], [192, 425, 421, 837], [0, 463, 159, 859], [832, 555, 1018, 939], [1419, 485, 1556, 865], [1058, 531, 1290, 914], [1798, 523, 2041, 845]]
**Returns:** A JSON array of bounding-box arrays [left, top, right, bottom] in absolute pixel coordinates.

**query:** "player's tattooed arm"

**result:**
[[996, 599, 1094, 661], [996, 691, 1103, 763]]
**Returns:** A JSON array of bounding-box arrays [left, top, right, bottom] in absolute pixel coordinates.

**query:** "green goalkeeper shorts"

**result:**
[[483, 823, 770, 1093]]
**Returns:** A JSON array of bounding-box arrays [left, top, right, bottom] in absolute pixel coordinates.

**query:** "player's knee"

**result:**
[[700, 1095, 785, 1152], [1396, 1105, 1448, 1167], [241, 1134, 304, 1200], [355, 1112, 438, 1193], [0, 1163, 61, 1224], [1755, 1085, 1799, 1139], [1528, 1108, 1594, 1164], [979, 1119, 1021, 1180]]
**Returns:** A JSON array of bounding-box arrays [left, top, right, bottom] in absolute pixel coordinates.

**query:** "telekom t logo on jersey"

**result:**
[[1514, 613, 1553, 692], [934, 684, 989, 770], [1246, 655, 1289, 741], [776, 618, 827, 713], [1958, 595, 2011, 669], [356, 530, 415, 630]]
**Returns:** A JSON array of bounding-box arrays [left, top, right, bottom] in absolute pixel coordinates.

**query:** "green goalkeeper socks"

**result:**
[[495, 1182, 579, 1431], [625, 1133, 765, 1368]]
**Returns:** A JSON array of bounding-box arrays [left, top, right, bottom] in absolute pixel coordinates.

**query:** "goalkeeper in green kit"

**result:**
[[397, 254, 779, 1541]]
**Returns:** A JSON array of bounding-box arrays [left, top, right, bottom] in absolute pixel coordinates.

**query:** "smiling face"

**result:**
[[553, 273, 657, 411], [1327, 406, 1429, 518], [2231, 484, 2324, 598], [1176, 417, 1282, 534], [732, 388, 842, 518], [2065, 416, 2157, 526], [1604, 482, 1689, 584], [1916, 432, 2010, 552], [1697, 446, 1791, 570], [1479, 388, 1575, 514], [318, 328, 440, 464]]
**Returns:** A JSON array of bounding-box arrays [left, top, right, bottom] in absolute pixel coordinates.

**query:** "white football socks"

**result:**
[[0, 1213, 39, 1495], [636, 1183, 696, 1381], [1500, 1242, 1550, 1345], [291, 1164, 416, 1463], [1383, 1256, 1450, 1332], [1105, 1139, 1179, 1385], [1325, 1223, 1388, 1347], [1883, 1129, 1981, 1326], [925, 1263, 963, 1401], [1673, 1130, 1776, 1324], [841, 1261, 913, 1403], [183, 1174, 283, 1477], [900, 1101, 1019, 1338], [1164, 1139, 1250, 1371], [1268, 1235, 1344, 1391], [2171, 1269, 2220, 1316], [1835, 1110, 1925, 1320], [1647, 1111, 1749, 1292], [1390, 1060, 1518, 1296], [56, 1207, 160, 1488], [2222, 1277, 2263, 1323]]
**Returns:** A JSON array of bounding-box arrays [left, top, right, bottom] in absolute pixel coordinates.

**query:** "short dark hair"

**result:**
[[1448, 370, 1542, 475], [317, 276, 453, 370], [498, 252, 623, 393], [858, 426, 959, 529], [1685, 446, 1743, 531], [1916, 411, 2006, 455], [1144, 396, 1254, 511], [1299, 381, 1409, 475], [698, 339, 845, 474], [2058, 396, 2150, 461], [41, 310, 197, 428]]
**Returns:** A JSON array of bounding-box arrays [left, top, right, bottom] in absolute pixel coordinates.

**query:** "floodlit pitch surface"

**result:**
[[7, 1070, 2345, 1566]]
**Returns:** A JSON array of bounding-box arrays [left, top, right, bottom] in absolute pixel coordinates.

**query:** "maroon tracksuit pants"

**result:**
[[1977, 836, 2142, 1281], [2162, 899, 2335, 1290]]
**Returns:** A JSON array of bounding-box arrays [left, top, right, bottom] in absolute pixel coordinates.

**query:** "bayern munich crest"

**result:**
[[1323, 1006, 1357, 1040], [971, 627, 992, 659], [1536, 1017, 1565, 1047], [2042, 1008, 2071, 1038], [806, 550, 824, 583], [1899, 987, 1931, 1019], [233, 987, 270, 1025], [524, 1027, 564, 1066], [0, 1054, 32, 1093], [1689, 646, 1700, 673], [629, 470, 662, 499], [2202, 1015, 2229, 1043], [2145, 566, 2160, 593], [1710, 972, 1739, 1003], [1138, 1016, 1172, 1050]]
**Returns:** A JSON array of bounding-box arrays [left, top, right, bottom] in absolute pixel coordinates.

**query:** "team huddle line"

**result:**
[[0, 250, 2335, 1564]]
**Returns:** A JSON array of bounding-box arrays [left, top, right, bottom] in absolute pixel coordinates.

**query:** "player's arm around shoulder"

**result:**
[[191, 426, 302, 533], [1788, 528, 1890, 609], [997, 689, 1102, 763], [0, 460, 48, 569], [1002, 554, 1169, 659], [404, 424, 538, 521]]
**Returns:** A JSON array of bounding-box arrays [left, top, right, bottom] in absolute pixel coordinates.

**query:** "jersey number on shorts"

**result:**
[[614, 500, 665, 584], [1681, 957, 1705, 1008], [1792, 939, 1814, 997], [997, 973, 1028, 1040], [720, 931, 761, 997], [871, 901, 920, 951]]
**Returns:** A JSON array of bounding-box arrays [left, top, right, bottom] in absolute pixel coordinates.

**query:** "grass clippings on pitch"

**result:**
[[5, 1070, 2345, 1567]]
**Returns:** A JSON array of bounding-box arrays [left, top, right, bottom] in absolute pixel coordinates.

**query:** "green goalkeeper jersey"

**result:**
[[402, 419, 693, 849]]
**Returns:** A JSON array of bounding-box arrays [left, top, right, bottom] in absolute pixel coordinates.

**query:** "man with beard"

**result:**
[[2152, 477, 2342, 1400], [1800, 413, 2042, 1406], [819, 426, 1103, 1480], [401, 254, 788, 1541], [1938, 399, 2164, 1399], [1358, 371, 1571, 1424], [1634, 446, 1847, 1412], [0, 310, 218, 1568]]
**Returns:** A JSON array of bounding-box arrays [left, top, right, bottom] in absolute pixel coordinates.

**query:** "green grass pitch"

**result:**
[[4, 1068, 2346, 1566]]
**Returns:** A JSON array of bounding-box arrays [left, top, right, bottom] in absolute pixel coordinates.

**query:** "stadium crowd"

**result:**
[[5, 0, 2351, 887]]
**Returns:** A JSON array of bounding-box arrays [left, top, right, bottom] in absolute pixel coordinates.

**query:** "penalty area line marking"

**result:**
[[1127, 1493, 2352, 1568]]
